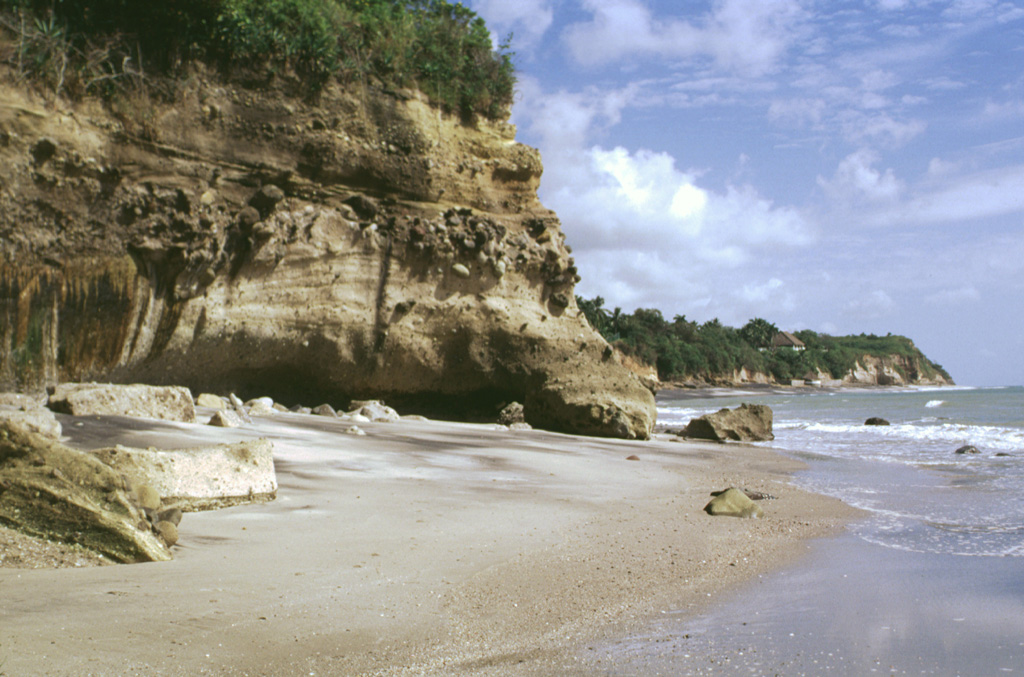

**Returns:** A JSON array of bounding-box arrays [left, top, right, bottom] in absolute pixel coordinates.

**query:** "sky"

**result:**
[[465, 0, 1024, 386]]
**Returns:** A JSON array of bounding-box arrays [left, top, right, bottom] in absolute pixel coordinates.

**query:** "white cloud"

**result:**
[[926, 286, 981, 305], [895, 164, 1024, 224], [845, 290, 898, 319], [839, 112, 927, 144], [562, 0, 805, 75], [983, 99, 1024, 119], [469, 0, 554, 48], [818, 149, 905, 202], [927, 157, 959, 176], [768, 97, 827, 126]]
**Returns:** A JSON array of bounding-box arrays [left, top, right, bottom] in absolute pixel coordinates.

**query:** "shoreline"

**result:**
[[0, 412, 857, 675]]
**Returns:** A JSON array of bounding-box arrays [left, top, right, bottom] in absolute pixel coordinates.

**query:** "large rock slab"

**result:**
[[0, 421, 170, 563], [89, 439, 277, 512], [48, 383, 196, 422], [682, 403, 774, 442], [524, 373, 655, 440]]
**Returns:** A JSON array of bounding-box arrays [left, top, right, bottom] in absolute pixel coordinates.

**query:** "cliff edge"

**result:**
[[0, 70, 655, 438]]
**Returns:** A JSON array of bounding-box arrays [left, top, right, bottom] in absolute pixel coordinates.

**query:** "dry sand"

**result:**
[[0, 411, 856, 676]]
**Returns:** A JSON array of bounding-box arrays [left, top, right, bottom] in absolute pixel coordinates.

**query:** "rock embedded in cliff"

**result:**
[[682, 404, 774, 442], [48, 384, 196, 423], [0, 421, 170, 563]]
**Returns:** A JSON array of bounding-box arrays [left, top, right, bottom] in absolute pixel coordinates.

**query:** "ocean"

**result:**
[[593, 385, 1024, 675]]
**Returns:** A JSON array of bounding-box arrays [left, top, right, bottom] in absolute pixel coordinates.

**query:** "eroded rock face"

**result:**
[[682, 403, 774, 442], [0, 421, 170, 563], [0, 71, 654, 439]]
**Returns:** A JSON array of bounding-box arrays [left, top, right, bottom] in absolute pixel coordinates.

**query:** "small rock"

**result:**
[[155, 520, 179, 547], [498, 402, 525, 426], [196, 393, 226, 409], [208, 410, 243, 428], [157, 508, 183, 526], [345, 426, 366, 436], [865, 417, 890, 426], [312, 403, 337, 417], [955, 445, 980, 454], [452, 263, 471, 278], [626, 455, 640, 461], [509, 422, 532, 431], [246, 398, 277, 417], [136, 485, 161, 511], [350, 401, 400, 423], [249, 184, 286, 217], [704, 487, 764, 518]]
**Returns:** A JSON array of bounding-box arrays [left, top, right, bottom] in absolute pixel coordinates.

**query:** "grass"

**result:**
[[0, 0, 516, 119]]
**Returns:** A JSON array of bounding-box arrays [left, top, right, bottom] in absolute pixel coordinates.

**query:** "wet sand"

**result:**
[[0, 412, 855, 676]]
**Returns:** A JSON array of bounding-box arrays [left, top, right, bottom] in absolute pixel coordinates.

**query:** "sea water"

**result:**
[[591, 386, 1024, 675]]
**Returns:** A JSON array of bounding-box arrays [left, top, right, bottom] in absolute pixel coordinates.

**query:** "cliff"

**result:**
[[0, 68, 655, 438], [651, 353, 953, 389]]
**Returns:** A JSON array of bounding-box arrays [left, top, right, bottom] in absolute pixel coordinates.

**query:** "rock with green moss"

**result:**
[[704, 487, 764, 519], [0, 421, 171, 563]]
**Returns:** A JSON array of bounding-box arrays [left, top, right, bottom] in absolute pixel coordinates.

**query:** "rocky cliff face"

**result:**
[[0, 70, 655, 438], [841, 354, 951, 387]]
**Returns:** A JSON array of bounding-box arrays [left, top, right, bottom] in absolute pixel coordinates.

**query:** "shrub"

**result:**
[[0, 0, 516, 119]]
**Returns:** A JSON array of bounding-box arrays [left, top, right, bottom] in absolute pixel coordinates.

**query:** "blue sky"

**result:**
[[466, 0, 1024, 386]]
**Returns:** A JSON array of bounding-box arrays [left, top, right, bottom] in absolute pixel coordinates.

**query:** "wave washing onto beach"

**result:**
[[658, 385, 1024, 558]]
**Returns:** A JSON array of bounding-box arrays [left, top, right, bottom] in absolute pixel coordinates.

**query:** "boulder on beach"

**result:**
[[48, 383, 196, 423], [0, 421, 171, 563], [90, 439, 277, 512], [312, 403, 337, 418], [704, 487, 764, 518], [682, 403, 774, 442], [245, 397, 277, 417], [865, 417, 890, 426], [196, 393, 226, 410], [498, 402, 526, 426], [524, 374, 654, 440], [208, 410, 244, 428], [348, 400, 400, 423]]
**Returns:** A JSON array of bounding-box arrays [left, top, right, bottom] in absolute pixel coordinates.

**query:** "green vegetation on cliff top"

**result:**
[[1, 0, 515, 119], [577, 296, 952, 385]]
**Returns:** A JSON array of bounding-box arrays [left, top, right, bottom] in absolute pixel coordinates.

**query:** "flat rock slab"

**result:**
[[90, 439, 277, 511], [48, 383, 196, 422]]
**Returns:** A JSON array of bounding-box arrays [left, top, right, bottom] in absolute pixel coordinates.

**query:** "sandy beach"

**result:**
[[0, 410, 855, 676]]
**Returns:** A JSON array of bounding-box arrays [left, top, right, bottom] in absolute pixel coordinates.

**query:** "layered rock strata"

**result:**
[[0, 70, 654, 438]]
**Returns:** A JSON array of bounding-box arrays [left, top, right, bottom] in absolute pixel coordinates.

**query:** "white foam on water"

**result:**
[[926, 399, 946, 408]]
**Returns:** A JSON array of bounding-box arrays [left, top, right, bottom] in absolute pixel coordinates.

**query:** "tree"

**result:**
[[740, 317, 778, 350]]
